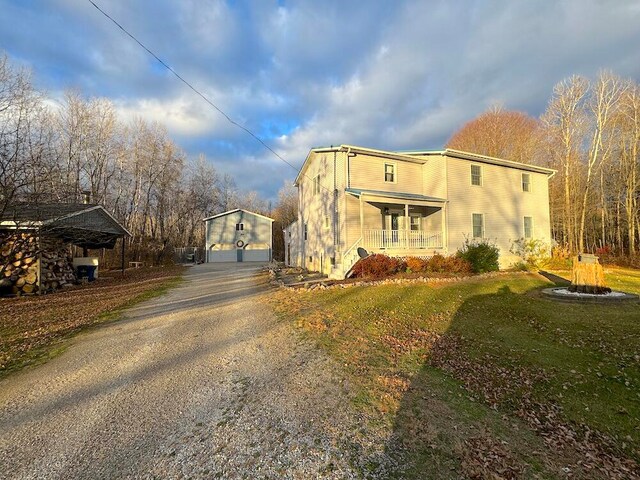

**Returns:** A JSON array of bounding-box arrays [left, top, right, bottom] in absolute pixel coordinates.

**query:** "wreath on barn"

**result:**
[[236, 240, 245, 248]]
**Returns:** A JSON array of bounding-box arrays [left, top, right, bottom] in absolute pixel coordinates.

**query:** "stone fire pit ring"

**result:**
[[541, 287, 639, 304]]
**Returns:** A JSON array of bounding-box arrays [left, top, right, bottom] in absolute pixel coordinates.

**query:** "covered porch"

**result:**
[[346, 188, 447, 253]]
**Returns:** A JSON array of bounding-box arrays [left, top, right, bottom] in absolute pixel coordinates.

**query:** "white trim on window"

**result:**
[[472, 213, 484, 238], [410, 214, 421, 231], [384, 162, 397, 183], [313, 174, 321, 195], [470, 164, 482, 186], [523, 216, 533, 238], [522, 173, 531, 192]]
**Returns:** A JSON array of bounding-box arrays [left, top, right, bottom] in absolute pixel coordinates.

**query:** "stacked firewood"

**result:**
[[0, 233, 76, 295], [39, 241, 76, 292]]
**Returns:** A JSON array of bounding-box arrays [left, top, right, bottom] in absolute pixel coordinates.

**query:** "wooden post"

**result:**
[[359, 194, 364, 240], [37, 239, 42, 295], [121, 236, 125, 276], [404, 203, 409, 249]]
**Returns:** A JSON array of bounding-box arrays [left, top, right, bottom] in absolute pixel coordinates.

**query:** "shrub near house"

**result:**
[[456, 239, 500, 273], [352, 253, 473, 279], [351, 254, 406, 279], [405, 254, 472, 275]]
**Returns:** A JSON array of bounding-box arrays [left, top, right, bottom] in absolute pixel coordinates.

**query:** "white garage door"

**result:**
[[207, 249, 270, 262], [207, 250, 237, 262], [243, 249, 270, 262]]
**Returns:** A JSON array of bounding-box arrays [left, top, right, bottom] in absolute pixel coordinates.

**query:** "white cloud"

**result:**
[[4, 0, 640, 200]]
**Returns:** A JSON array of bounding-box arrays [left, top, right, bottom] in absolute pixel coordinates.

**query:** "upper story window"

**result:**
[[235, 223, 244, 231], [522, 173, 531, 192], [384, 162, 396, 183], [471, 164, 482, 186], [472, 213, 484, 238], [524, 216, 533, 238], [313, 174, 321, 195]]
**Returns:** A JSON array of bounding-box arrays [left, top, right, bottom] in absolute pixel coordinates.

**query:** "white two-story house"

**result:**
[[284, 145, 555, 279]]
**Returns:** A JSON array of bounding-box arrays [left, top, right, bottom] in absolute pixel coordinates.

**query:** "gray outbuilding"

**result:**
[[203, 209, 274, 263]]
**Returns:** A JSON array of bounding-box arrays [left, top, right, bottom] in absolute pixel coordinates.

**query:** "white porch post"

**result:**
[[359, 194, 364, 242], [443, 203, 448, 252], [404, 203, 409, 249]]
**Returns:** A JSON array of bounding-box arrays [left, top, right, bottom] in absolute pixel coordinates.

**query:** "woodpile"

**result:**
[[0, 233, 76, 295], [568, 254, 611, 294]]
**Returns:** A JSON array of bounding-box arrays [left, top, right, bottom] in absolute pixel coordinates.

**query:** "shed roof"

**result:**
[[202, 208, 274, 223], [1, 203, 130, 249]]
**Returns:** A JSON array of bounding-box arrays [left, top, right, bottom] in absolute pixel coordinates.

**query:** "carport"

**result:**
[[0, 203, 131, 294]]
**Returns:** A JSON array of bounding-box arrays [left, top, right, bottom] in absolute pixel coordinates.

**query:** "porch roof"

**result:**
[[345, 188, 446, 204]]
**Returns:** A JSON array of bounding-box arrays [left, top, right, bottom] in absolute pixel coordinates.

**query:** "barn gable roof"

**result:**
[[203, 208, 274, 223]]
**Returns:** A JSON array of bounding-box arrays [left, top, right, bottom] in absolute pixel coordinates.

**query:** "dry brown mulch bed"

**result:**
[[0, 265, 186, 377]]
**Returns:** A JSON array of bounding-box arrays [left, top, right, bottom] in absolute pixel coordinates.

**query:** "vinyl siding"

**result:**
[[294, 147, 552, 275], [344, 152, 426, 254], [205, 210, 272, 254], [349, 152, 423, 194], [297, 152, 339, 274], [422, 154, 447, 199], [445, 157, 551, 266], [284, 220, 301, 267]]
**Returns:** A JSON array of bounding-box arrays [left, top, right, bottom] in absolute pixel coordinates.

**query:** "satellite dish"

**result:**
[[357, 247, 369, 259]]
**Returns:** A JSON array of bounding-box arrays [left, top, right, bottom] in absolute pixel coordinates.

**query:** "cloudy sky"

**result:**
[[2, 0, 640, 200]]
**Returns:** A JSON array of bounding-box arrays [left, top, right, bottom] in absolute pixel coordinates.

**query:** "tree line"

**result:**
[[0, 53, 288, 265], [448, 71, 640, 258]]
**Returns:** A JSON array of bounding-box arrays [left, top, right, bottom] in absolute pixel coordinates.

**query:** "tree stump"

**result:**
[[568, 254, 611, 294]]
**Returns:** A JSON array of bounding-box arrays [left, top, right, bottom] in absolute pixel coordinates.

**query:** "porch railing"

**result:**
[[341, 236, 363, 277], [363, 229, 443, 250]]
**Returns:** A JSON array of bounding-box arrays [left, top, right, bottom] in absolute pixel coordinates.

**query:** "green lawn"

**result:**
[[269, 270, 640, 479]]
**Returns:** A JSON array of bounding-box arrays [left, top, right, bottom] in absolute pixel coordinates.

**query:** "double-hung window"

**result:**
[[522, 173, 531, 192], [472, 213, 484, 239], [235, 223, 244, 231], [410, 215, 421, 231], [313, 175, 321, 195], [384, 163, 396, 183], [524, 216, 533, 238], [471, 164, 482, 186]]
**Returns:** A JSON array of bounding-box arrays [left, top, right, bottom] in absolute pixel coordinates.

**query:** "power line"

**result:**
[[87, 0, 308, 180]]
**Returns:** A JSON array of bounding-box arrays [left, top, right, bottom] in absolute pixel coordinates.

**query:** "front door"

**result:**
[[237, 248, 243, 262]]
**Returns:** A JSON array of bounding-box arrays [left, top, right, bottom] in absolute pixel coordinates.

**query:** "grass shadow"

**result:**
[[385, 284, 640, 478], [538, 270, 571, 286]]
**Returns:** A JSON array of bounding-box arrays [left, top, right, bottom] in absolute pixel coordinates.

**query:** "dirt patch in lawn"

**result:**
[[0, 265, 186, 378]]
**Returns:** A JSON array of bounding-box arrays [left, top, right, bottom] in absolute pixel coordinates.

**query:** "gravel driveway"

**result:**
[[0, 264, 389, 479]]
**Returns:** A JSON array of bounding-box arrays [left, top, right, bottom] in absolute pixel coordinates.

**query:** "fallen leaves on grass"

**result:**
[[462, 434, 524, 480], [431, 333, 640, 479], [0, 266, 185, 376]]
